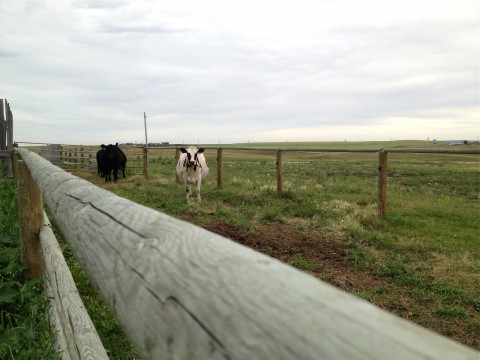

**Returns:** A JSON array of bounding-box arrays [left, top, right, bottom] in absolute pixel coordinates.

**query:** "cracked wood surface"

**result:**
[[17, 148, 479, 360], [41, 212, 108, 360]]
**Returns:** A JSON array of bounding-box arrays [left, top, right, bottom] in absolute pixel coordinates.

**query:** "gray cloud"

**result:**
[[1, 0, 478, 144]]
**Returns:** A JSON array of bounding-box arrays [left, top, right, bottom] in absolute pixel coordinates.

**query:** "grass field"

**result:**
[[4, 140, 480, 357], [69, 140, 480, 353]]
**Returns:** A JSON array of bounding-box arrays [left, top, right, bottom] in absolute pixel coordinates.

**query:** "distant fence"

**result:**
[[18, 142, 146, 175], [15, 141, 480, 217], [19, 142, 480, 217], [13, 147, 479, 359], [151, 145, 480, 217]]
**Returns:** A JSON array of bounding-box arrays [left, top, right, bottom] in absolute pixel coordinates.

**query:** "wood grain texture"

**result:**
[[16, 159, 43, 277], [0, 149, 12, 158], [0, 99, 5, 151], [17, 147, 479, 360], [40, 212, 108, 360]]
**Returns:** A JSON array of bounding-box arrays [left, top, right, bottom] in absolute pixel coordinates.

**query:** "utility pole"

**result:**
[[144, 112, 148, 147], [143, 112, 148, 179]]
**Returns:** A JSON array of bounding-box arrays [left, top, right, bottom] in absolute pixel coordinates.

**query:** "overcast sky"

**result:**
[[1, 0, 478, 145]]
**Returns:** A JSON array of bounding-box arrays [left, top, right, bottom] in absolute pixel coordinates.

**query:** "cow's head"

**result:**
[[180, 147, 204, 167], [104, 144, 116, 159]]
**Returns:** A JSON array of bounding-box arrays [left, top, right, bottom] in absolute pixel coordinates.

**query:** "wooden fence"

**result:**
[[18, 142, 146, 175], [161, 145, 479, 217], [16, 141, 480, 218], [14, 147, 479, 359], [0, 99, 14, 177]]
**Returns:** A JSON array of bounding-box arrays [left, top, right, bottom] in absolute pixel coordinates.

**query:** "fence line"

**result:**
[[149, 144, 479, 217], [16, 142, 145, 174], [15, 147, 479, 359], [19, 142, 480, 216]]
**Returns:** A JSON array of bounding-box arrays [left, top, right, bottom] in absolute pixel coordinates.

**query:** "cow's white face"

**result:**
[[180, 146, 204, 167]]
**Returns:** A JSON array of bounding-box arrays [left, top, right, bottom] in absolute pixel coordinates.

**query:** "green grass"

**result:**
[[290, 254, 317, 271], [227, 140, 435, 149], [7, 141, 480, 352], [0, 164, 58, 360]]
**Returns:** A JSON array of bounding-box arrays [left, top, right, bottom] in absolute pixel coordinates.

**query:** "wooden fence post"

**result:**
[[217, 148, 223, 189], [12, 143, 18, 178], [175, 147, 181, 183], [16, 158, 44, 277], [143, 146, 148, 179], [6, 101, 13, 177], [0, 99, 5, 151], [276, 150, 283, 196], [378, 149, 388, 217], [89, 150, 93, 170]]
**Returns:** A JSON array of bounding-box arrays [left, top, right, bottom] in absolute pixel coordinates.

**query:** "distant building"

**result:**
[[444, 140, 479, 145], [147, 142, 170, 146]]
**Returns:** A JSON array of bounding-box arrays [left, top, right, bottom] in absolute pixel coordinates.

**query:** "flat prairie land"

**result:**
[[66, 141, 479, 352]]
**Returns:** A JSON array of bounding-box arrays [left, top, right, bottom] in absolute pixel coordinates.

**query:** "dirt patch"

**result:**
[[202, 220, 390, 294]]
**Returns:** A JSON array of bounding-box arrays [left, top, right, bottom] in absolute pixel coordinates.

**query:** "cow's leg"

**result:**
[[183, 176, 191, 201], [196, 177, 202, 202], [113, 168, 119, 182], [186, 184, 192, 200]]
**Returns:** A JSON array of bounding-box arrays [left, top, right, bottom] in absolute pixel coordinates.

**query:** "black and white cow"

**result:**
[[176, 146, 209, 201], [98, 143, 127, 182]]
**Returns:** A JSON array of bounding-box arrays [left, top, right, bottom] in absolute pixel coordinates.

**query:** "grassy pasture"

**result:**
[[4, 141, 479, 357], [67, 141, 480, 352]]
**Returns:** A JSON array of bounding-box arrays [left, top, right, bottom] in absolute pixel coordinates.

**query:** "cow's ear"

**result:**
[[197, 148, 204, 154], [101, 144, 105, 149], [180, 147, 187, 153]]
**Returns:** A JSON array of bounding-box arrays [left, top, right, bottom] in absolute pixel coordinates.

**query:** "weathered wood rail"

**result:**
[[15, 147, 479, 359], [41, 212, 109, 360]]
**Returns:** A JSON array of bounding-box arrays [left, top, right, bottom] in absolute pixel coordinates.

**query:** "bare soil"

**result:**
[[196, 219, 479, 351], [202, 220, 393, 295]]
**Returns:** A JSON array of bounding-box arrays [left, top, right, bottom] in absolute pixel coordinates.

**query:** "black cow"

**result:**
[[99, 143, 127, 182]]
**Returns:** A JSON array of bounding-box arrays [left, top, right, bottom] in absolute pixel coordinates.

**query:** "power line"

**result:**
[[22, 111, 143, 122]]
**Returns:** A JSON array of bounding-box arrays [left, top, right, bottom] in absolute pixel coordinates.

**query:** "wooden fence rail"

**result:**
[[15, 147, 479, 359], [41, 213, 109, 360]]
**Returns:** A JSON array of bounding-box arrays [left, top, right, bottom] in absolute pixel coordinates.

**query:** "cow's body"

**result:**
[[176, 146, 209, 201], [99, 143, 127, 182], [96, 146, 106, 177]]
